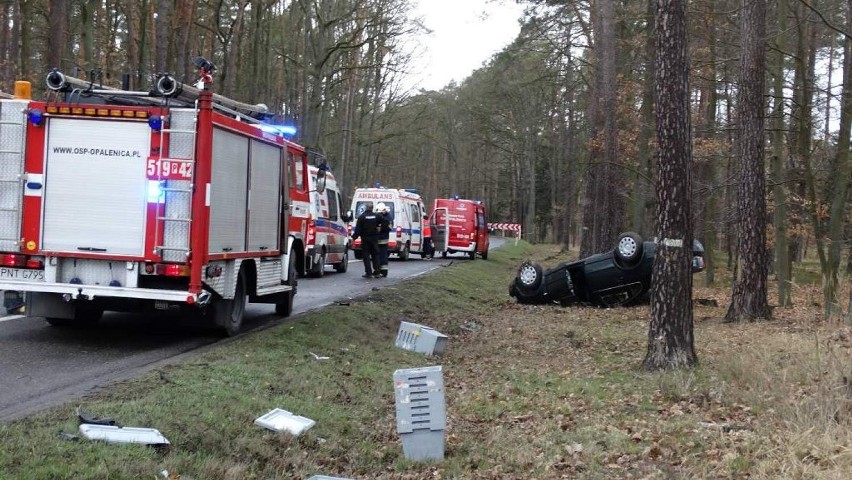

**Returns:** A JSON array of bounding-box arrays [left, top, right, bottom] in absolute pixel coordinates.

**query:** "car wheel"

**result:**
[[513, 261, 543, 296], [334, 249, 349, 273], [311, 251, 326, 278], [399, 244, 409, 261], [614, 232, 643, 265]]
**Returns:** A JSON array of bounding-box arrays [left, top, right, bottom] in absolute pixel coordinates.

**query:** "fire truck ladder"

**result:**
[[153, 109, 198, 262], [0, 99, 26, 252]]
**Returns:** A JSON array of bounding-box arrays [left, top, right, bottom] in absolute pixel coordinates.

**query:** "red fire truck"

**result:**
[[0, 68, 313, 335], [430, 197, 489, 260]]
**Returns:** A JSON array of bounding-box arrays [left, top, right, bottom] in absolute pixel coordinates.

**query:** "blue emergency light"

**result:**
[[148, 115, 163, 131], [259, 124, 297, 136], [27, 108, 44, 126]]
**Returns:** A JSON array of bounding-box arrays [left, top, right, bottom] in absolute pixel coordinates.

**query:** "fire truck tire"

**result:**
[[468, 250, 476, 260], [218, 271, 247, 337], [334, 249, 349, 273], [275, 253, 297, 317], [399, 244, 409, 261], [310, 251, 326, 278]]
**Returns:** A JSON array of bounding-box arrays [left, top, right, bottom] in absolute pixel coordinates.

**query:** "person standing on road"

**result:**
[[421, 214, 434, 260], [375, 203, 392, 277], [352, 202, 381, 278]]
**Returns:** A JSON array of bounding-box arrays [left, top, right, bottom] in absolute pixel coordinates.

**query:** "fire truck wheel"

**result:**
[[334, 249, 349, 273], [468, 251, 476, 260], [276, 253, 297, 317], [399, 244, 409, 261], [310, 251, 326, 278], [218, 271, 247, 336]]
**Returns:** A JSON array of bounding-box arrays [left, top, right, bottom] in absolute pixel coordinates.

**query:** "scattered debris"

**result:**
[[309, 352, 330, 360], [76, 406, 117, 426], [395, 321, 447, 356], [459, 320, 483, 332], [57, 431, 79, 442], [78, 424, 170, 446], [255, 408, 315, 435], [698, 421, 750, 433], [337, 300, 351, 306]]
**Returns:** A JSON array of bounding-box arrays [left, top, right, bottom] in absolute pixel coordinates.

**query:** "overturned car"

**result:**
[[509, 232, 705, 307]]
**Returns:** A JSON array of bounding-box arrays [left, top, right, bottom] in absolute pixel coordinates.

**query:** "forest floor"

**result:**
[[1, 241, 851, 479]]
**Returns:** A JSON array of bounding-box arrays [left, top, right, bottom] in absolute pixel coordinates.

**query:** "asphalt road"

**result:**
[[0, 240, 505, 422]]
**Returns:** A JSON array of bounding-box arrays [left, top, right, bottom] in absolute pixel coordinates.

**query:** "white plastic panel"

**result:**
[[209, 128, 248, 253], [248, 140, 281, 251], [42, 118, 149, 256]]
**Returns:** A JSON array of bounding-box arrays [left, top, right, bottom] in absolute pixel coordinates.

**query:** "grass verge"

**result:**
[[1, 241, 851, 479]]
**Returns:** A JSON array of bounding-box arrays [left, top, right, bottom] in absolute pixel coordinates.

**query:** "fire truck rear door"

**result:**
[[42, 118, 150, 255], [430, 207, 449, 252]]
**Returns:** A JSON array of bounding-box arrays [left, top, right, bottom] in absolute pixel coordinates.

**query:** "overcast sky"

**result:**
[[407, 0, 525, 91]]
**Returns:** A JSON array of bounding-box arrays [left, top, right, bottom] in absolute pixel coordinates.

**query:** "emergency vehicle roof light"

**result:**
[[453, 194, 460, 200], [375, 182, 383, 188], [148, 115, 163, 131], [404, 188, 418, 194], [258, 124, 297, 136], [28, 108, 44, 126]]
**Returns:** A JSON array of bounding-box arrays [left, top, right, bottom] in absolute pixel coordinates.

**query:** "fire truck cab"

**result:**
[[430, 197, 490, 260], [0, 70, 308, 335], [348, 187, 427, 260]]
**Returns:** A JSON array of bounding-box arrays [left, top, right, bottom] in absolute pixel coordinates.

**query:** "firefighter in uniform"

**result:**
[[421, 214, 434, 260], [352, 202, 381, 278], [375, 203, 392, 277]]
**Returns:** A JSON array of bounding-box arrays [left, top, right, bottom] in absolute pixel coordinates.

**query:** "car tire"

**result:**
[[334, 249, 349, 273], [513, 261, 544, 297], [311, 251, 326, 278], [614, 232, 643, 265], [399, 243, 409, 261]]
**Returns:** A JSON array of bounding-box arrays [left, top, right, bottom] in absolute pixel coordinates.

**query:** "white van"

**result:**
[[303, 165, 352, 276], [348, 187, 427, 260]]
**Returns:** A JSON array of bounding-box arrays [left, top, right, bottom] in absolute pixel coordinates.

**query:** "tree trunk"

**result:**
[[771, 0, 791, 307], [644, 0, 697, 371], [725, 0, 771, 322]]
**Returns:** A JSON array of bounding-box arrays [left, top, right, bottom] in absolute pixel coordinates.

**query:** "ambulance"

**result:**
[[430, 197, 490, 260], [300, 165, 351, 276], [348, 187, 427, 260]]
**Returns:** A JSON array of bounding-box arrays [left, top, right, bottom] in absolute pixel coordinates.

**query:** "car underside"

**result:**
[[509, 232, 705, 308]]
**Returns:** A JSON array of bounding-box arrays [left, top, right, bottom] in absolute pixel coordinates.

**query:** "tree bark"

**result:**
[[644, 0, 697, 371], [725, 0, 772, 322]]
